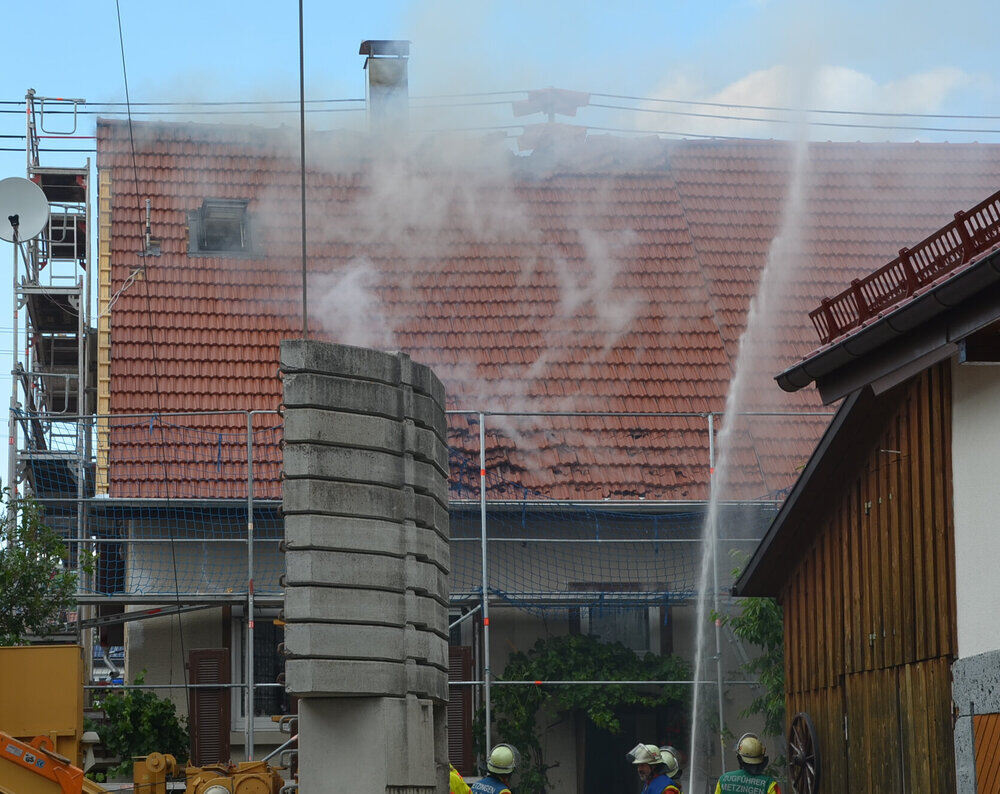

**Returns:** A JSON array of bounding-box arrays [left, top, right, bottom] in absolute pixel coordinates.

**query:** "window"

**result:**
[[231, 611, 293, 731], [569, 582, 673, 655], [584, 606, 651, 653], [188, 199, 251, 254]]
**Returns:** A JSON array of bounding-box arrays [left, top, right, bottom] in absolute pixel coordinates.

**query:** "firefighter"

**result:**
[[627, 743, 681, 794], [471, 744, 519, 794], [658, 746, 684, 791], [450, 763, 472, 794], [715, 733, 781, 794]]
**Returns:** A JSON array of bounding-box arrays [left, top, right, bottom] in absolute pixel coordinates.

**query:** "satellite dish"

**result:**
[[0, 177, 50, 242]]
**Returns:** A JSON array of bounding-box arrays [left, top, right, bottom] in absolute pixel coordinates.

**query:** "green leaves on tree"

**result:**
[[0, 492, 90, 645], [713, 551, 786, 739]]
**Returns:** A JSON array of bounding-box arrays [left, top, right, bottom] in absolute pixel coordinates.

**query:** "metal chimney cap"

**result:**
[[359, 40, 410, 57]]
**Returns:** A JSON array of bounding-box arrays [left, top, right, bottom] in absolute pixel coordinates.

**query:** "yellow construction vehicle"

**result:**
[[0, 646, 286, 794], [0, 732, 106, 794]]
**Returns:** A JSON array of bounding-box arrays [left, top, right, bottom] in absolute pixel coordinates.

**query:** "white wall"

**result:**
[[951, 359, 1000, 658]]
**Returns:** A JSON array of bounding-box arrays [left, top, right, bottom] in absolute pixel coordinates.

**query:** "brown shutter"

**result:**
[[448, 646, 474, 776], [188, 648, 230, 765]]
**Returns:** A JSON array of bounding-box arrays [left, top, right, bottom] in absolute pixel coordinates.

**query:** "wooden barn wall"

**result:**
[[781, 363, 957, 792]]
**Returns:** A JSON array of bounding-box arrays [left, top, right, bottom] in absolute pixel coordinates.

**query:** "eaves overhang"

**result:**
[[776, 244, 1000, 402]]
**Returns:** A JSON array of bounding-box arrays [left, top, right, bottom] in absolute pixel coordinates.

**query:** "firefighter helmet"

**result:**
[[487, 744, 519, 775], [735, 733, 767, 765], [658, 745, 683, 778], [626, 743, 664, 766]]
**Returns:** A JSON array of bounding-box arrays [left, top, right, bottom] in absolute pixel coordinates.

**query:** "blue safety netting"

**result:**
[[17, 411, 778, 610], [36, 500, 284, 597], [447, 446, 777, 612]]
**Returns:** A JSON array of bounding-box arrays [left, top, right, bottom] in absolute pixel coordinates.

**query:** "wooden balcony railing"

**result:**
[[810, 189, 1000, 345]]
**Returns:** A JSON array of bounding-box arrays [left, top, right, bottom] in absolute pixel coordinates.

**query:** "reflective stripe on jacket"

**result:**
[[715, 769, 780, 794], [470, 775, 512, 794]]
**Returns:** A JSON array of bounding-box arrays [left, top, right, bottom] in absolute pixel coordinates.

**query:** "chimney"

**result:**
[[359, 40, 410, 132]]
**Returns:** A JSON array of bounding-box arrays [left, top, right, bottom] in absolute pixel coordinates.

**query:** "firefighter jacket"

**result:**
[[643, 771, 681, 793], [450, 765, 472, 794], [470, 774, 512, 794], [715, 769, 781, 794]]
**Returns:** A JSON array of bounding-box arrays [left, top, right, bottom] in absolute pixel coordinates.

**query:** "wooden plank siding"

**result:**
[[780, 364, 957, 792]]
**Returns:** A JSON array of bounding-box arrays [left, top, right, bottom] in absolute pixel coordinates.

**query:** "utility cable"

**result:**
[[588, 101, 1000, 135], [591, 91, 1000, 120], [4, 88, 1000, 119], [7, 88, 1000, 118]]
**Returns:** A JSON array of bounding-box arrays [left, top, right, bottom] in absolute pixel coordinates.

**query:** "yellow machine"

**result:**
[[185, 761, 284, 793], [0, 646, 286, 794], [0, 732, 106, 794], [0, 646, 85, 766]]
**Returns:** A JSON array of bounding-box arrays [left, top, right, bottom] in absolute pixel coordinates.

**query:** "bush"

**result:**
[[478, 633, 691, 793], [92, 672, 189, 778]]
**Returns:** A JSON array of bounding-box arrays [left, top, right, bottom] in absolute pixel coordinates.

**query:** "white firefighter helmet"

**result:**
[[487, 743, 519, 775], [626, 743, 664, 766], [735, 733, 767, 765], [658, 745, 683, 778]]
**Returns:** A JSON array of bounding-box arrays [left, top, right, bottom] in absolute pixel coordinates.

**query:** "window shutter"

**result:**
[[188, 648, 230, 765], [448, 646, 474, 776]]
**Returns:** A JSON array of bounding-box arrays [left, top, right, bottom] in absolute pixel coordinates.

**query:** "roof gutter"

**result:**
[[776, 245, 1000, 400]]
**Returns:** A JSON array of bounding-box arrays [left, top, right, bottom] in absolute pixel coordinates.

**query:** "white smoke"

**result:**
[[309, 259, 394, 349]]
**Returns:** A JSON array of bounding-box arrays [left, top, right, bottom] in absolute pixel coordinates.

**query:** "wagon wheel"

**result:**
[[788, 711, 821, 794]]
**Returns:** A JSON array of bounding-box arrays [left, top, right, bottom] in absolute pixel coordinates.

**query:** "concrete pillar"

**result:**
[[280, 340, 450, 793], [952, 650, 1000, 794]]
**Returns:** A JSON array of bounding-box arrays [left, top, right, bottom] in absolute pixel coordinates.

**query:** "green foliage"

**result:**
[[92, 672, 189, 778], [714, 552, 786, 738], [478, 633, 691, 794], [0, 492, 88, 644]]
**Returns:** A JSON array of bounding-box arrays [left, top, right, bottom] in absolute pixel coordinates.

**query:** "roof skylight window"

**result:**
[[187, 199, 251, 255]]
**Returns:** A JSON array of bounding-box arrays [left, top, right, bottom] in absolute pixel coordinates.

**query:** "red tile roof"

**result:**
[[96, 120, 1000, 501]]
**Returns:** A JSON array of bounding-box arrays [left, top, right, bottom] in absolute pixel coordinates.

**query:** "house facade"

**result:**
[[735, 189, 1000, 792], [91, 113, 1000, 790]]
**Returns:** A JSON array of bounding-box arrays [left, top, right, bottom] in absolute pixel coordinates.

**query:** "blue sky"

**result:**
[[2, 0, 999, 451]]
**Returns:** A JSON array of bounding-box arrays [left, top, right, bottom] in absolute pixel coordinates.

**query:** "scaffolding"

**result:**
[[7, 90, 94, 637]]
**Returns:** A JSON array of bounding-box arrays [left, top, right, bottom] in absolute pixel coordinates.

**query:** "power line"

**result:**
[[590, 91, 1000, 120], [588, 101, 1000, 135], [0, 147, 96, 152], [0, 107, 366, 117], [0, 90, 998, 121], [580, 124, 750, 141], [0, 90, 526, 107]]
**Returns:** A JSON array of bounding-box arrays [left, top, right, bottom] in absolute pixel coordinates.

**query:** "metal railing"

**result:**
[[810, 188, 1000, 344]]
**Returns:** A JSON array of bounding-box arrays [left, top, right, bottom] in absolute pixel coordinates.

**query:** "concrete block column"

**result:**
[[280, 340, 450, 793]]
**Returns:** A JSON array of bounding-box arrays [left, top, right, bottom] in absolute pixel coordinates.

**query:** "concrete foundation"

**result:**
[[281, 340, 450, 793], [952, 649, 1000, 793], [298, 695, 444, 793]]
